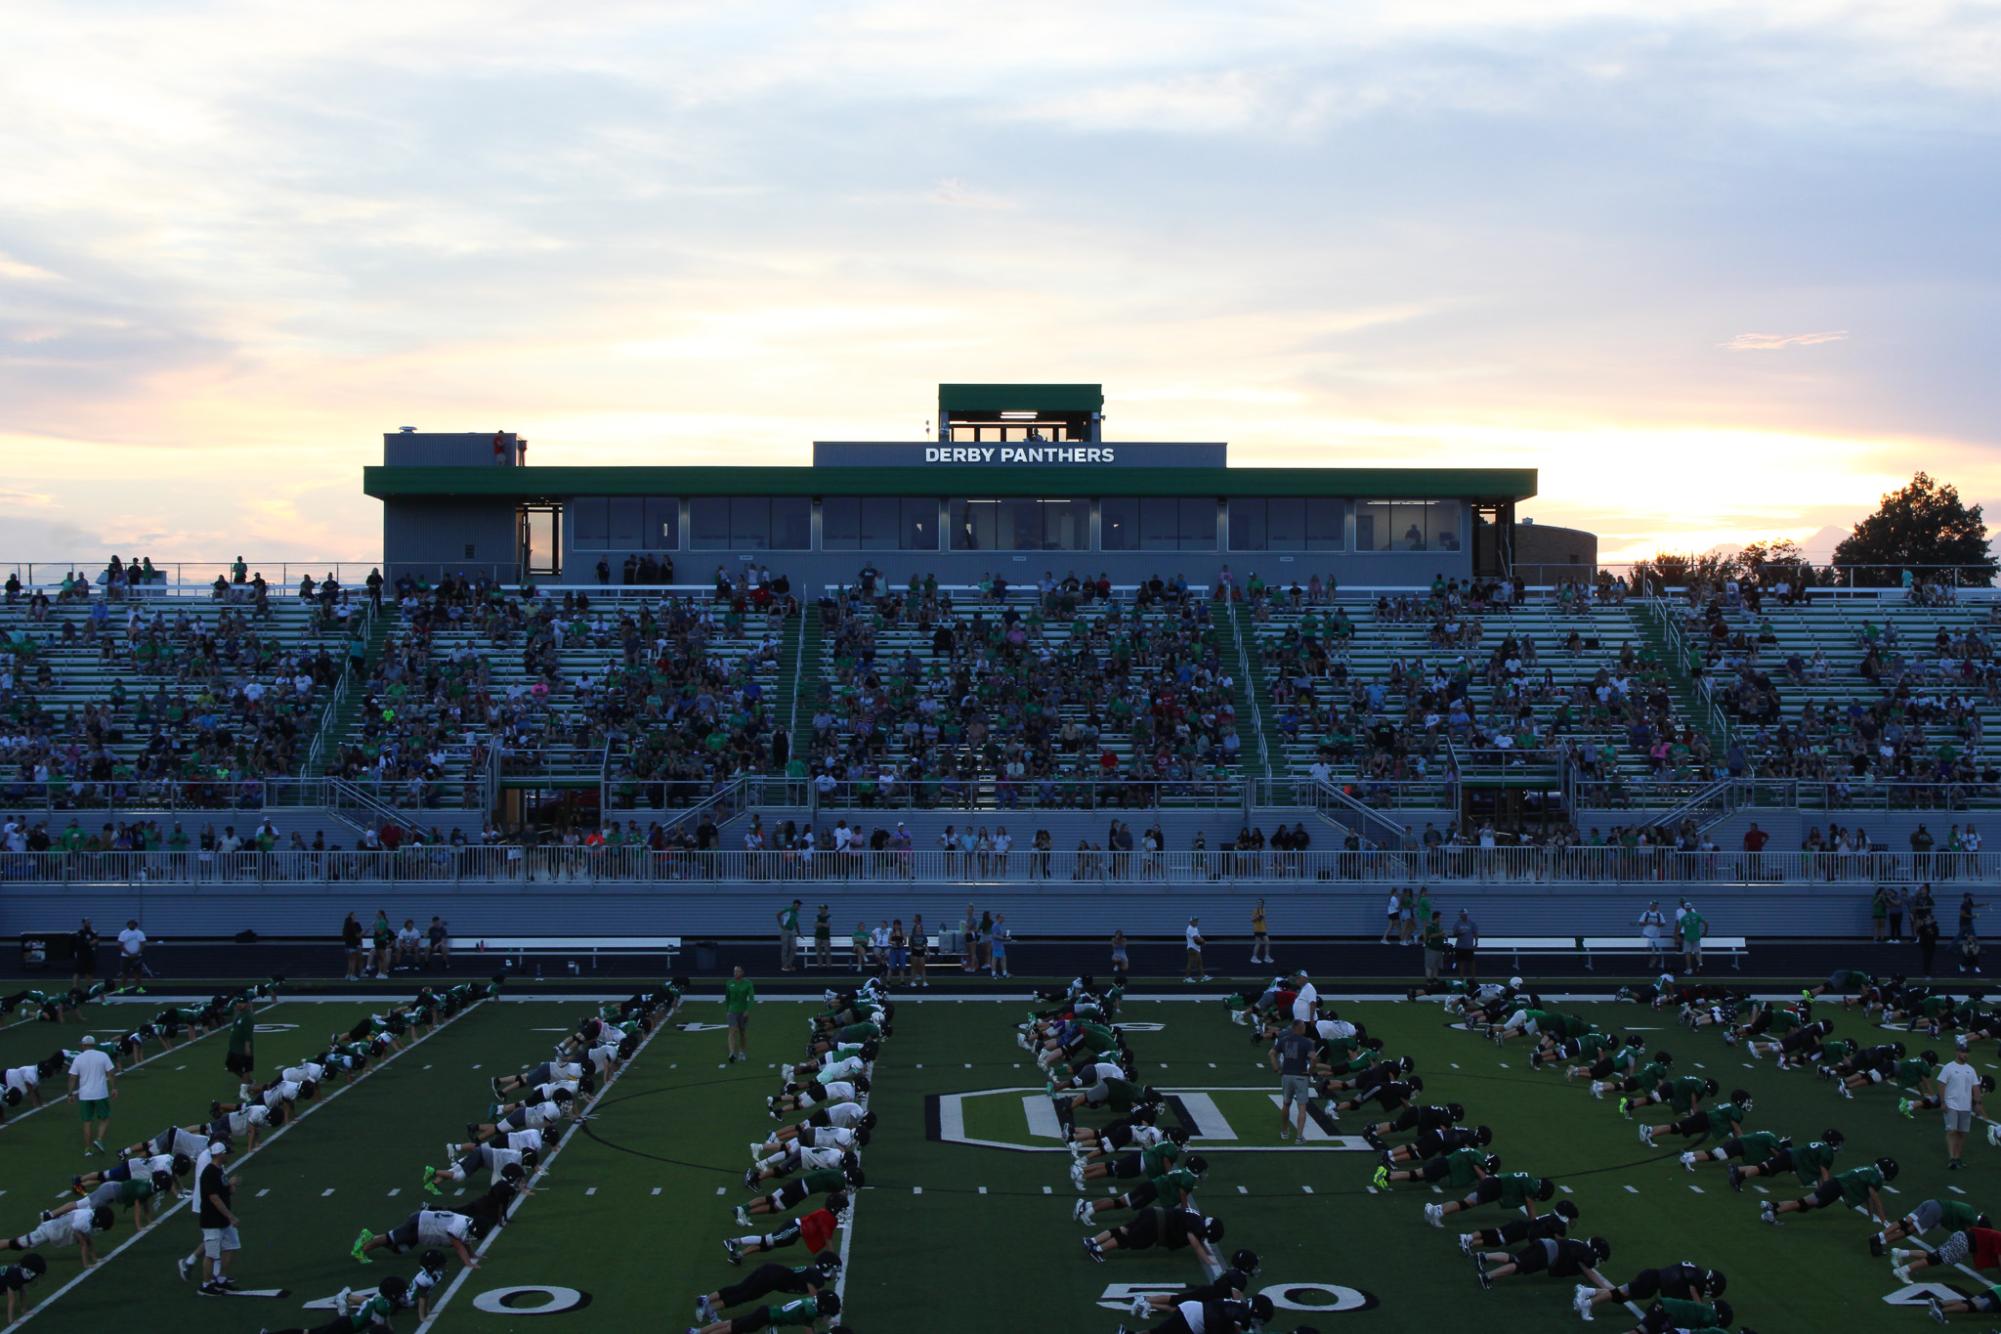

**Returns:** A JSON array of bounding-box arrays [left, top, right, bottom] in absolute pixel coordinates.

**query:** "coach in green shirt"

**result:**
[[725, 966, 756, 1064], [225, 997, 257, 1078]]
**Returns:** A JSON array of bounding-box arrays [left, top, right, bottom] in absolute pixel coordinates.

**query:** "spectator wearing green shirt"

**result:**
[[1679, 906, 1708, 975], [777, 899, 802, 973], [724, 966, 756, 1064]]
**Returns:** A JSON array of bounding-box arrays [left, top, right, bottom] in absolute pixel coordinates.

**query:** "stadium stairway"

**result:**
[[309, 607, 391, 776], [784, 608, 818, 766], [1629, 601, 1728, 756], [1230, 600, 1283, 791]]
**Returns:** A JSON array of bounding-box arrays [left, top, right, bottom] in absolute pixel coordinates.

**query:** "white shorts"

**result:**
[[202, 1225, 241, 1258]]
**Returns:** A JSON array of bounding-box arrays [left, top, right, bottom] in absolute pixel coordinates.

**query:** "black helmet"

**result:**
[[267, 1105, 288, 1129], [1876, 1156, 1899, 1182], [421, 1249, 446, 1274], [1892, 1041, 1907, 1058], [1249, 1293, 1275, 1321], [1983, 1075, 1998, 1094], [1535, 1179, 1556, 1202], [501, 1163, 525, 1185], [854, 1128, 872, 1148], [1472, 1125, 1494, 1146], [298, 1078, 319, 1100], [853, 1076, 872, 1095], [171, 1153, 193, 1177], [1823, 1128, 1846, 1147], [1589, 1236, 1612, 1262], [577, 1069, 598, 1095], [1731, 1089, 1752, 1105], [520, 1147, 540, 1171], [1202, 1216, 1226, 1242], [550, 1087, 574, 1106], [150, 1170, 173, 1192], [1702, 1078, 1719, 1097], [1554, 1200, 1580, 1221], [1704, 1270, 1727, 1297], [1186, 1154, 1210, 1176], [1231, 1247, 1261, 1276], [818, 1293, 842, 1317], [380, 1274, 410, 1301], [1447, 1103, 1465, 1121], [19, 1254, 46, 1277], [1165, 1127, 1191, 1146], [826, 1190, 851, 1215], [1140, 1085, 1162, 1103], [1408, 1076, 1425, 1093], [861, 1111, 879, 1132], [1922, 1049, 1939, 1066], [0, 1087, 19, 1107], [814, 1250, 842, 1275], [1484, 1154, 1503, 1174], [1712, 1299, 1734, 1327], [1654, 1051, 1674, 1065], [845, 1167, 867, 1188], [89, 1206, 114, 1232]]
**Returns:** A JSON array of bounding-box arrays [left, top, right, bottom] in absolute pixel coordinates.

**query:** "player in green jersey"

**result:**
[[1626, 1295, 1735, 1332], [1425, 1172, 1555, 1227], [1640, 1087, 1747, 1147], [1681, 1128, 1784, 1177], [1728, 1128, 1842, 1191], [1835, 1048, 1935, 1101], [1568, 1036, 1647, 1084], [1375, 1147, 1495, 1192], [1074, 1129, 1189, 1188], [688, 1290, 840, 1332], [1076, 1162, 1209, 1223], [693, 1252, 839, 1326], [1762, 1156, 1897, 1227], [1873, 1196, 1991, 1254], [260, 1274, 408, 1333]]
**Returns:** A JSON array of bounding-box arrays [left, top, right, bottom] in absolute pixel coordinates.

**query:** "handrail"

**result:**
[[1227, 604, 1273, 785], [1312, 778, 1410, 850], [12, 843, 1985, 886]]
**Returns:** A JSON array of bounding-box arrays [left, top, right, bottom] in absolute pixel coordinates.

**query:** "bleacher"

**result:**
[[1244, 581, 1705, 802], [1673, 590, 2001, 803], [0, 581, 361, 807], [798, 579, 1244, 807]]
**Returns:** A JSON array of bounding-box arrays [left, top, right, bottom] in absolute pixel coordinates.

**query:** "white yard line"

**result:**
[[14, 999, 484, 1328], [413, 1010, 672, 1332], [1, 1000, 280, 1129]]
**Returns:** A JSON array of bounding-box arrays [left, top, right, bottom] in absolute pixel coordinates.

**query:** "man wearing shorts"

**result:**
[[1269, 1021, 1318, 1142], [115, 920, 146, 989], [1183, 918, 1208, 983], [777, 900, 802, 973], [67, 1036, 117, 1154], [726, 966, 756, 1065], [196, 1139, 239, 1294], [1939, 1043, 1985, 1169]]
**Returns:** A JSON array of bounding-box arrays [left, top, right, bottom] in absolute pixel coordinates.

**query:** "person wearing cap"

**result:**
[[194, 1138, 239, 1294], [66, 1035, 117, 1154], [777, 899, 802, 973]]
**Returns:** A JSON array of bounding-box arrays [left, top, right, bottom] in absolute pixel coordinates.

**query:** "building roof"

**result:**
[[938, 383, 1104, 414], [363, 464, 1538, 502]]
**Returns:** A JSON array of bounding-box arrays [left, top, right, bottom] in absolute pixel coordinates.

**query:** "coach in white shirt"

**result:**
[[1939, 1044, 1987, 1169], [67, 1035, 118, 1155], [1291, 971, 1320, 1024]]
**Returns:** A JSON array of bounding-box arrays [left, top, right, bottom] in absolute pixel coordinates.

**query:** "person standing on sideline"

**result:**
[[1637, 900, 1667, 957], [1680, 903, 1708, 974], [340, 912, 363, 981], [989, 914, 1013, 979], [777, 899, 802, 973], [115, 919, 147, 989], [1270, 1020, 1318, 1142], [71, 917, 99, 987], [1918, 908, 1942, 976], [196, 1139, 239, 1294], [724, 965, 756, 1064], [1183, 917, 1209, 982], [1889, 885, 1909, 943], [1452, 911, 1479, 982], [1381, 888, 1403, 944], [1938, 1043, 1985, 1170], [67, 1035, 117, 1154], [224, 996, 257, 1080], [1291, 971, 1319, 1026], [1110, 929, 1129, 979], [1421, 908, 1447, 982], [1250, 899, 1273, 966], [813, 904, 832, 971]]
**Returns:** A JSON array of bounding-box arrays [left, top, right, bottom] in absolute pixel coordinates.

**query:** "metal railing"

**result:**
[[786, 777, 1250, 812], [7, 844, 1999, 887]]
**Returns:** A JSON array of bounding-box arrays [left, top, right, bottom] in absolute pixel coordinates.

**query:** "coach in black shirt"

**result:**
[[197, 1143, 241, 1294], [72, 918, 99, 986]]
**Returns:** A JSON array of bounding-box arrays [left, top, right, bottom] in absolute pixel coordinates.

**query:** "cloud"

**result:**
[[1720, 330, 1851, 351]]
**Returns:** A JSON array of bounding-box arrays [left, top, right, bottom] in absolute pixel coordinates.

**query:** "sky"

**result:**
[[3, 0, 1999, 570]]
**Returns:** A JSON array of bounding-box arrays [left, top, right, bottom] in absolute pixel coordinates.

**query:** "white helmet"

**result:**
[[1508, 976, 1523, 989]]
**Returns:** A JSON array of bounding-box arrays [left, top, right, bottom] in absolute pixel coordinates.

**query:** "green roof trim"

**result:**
[[938, 383, 1104, 414], [365, 464, 1537, 502]]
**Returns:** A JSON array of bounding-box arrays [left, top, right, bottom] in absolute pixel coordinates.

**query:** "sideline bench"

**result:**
[[1480, 935, 1749, 972], [469, 936, 681, 973], [792, 934, 947, 967]]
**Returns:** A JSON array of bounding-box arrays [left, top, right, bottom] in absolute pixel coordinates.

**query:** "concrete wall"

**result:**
[[383, 499, 518, 582]]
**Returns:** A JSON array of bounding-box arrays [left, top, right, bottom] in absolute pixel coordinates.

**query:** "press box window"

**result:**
[[690, 496, 812, 550], [1101, 497, 1217, 551], [572, 497, 678, 550], [1355, 500, 1461, 552], [822, 497, 939, 550], [948, 499, 1088, 551], [1226, 498, 1343, 551]]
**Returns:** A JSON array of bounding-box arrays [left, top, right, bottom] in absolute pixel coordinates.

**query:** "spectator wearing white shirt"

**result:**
[[115, 919, 147, 988], [1939, 1045, 1986, 1169], [1183, 917, 1208, 983], [67, 1036, 118, 1154], [1637, 901, 1668, 955], [1290, 972, 1319, 1025]]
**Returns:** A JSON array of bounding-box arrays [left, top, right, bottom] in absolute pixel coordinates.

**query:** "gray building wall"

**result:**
[[383, 498, 518, 583]]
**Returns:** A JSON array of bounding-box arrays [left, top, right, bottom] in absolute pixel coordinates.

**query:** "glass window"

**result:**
[[1101, 497, 1138, 550], [828, 497, 938, 550], [1265, 498, 1306, 550], [1304, 498, 1343, 551], [644, 498, 679, 550], [691, 497, 730, 548], [950, 499, 1087, 551], [1228, 498, 1268, 551], [571, 497, 609, 548], [899, 498, 937, 550], [1429, 500, 1464, 551], [1356, 500, 1445, 552], [607, 497, 644, 549], [1355, 499, 1391, 552], [770, 498, 810, 550], [822, 497, 862, 549], [1178, 498, 1217, 550], [1041, 498, 1089, 550]]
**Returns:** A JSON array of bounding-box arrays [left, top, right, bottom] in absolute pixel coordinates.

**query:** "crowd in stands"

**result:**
[[799, 569, 1241, 809]]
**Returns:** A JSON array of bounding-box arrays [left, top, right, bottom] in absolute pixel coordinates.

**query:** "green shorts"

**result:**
[[79, 1098, 111, 1121]]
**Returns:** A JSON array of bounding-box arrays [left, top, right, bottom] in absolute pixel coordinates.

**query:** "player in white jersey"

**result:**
[[71, 1150, 190, 1198], [2, 1062, 43, 1111], [767, 1104, 875, 1146], [353, 1208, 477, 1269], [492, 1060, 591, 1100], [423, 1143, 539, 1196], [279, 1060, 328, 1086], [394, 1249, 450, 1319], [768, 1076, 868, 1116], [5, 1206, 112, 1265], [197, 1100, 281, 1151], [744, 1136, 865, 1189], [121, 1124, 212, 1161], [465, 1091, 573, 1143], [755, 1116, 871, 1157]]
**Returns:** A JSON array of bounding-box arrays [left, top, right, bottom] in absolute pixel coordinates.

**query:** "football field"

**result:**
[[1, 984, 1991, 1332]]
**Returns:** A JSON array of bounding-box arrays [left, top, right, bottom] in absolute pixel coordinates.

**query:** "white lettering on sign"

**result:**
[[922, 446, 1116, 464]]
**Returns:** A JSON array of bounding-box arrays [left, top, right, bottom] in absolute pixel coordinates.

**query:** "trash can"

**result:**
[[694, 939, 719, 971]]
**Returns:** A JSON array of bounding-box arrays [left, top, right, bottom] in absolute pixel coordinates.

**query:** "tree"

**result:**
[[1733, 539, 1828, 588], [1625, 552, 1733, 594], [1832, 472, 1998, 587]]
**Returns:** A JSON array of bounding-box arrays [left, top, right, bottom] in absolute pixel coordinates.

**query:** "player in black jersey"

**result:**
[[1081, 1206, 1223, 1264], [1473, 1235, 1611, 1289], [1575, 1261, 1725, 1319]]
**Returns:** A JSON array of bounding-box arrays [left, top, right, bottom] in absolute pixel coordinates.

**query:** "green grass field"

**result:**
[[1, 985, 1992, 1332]]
